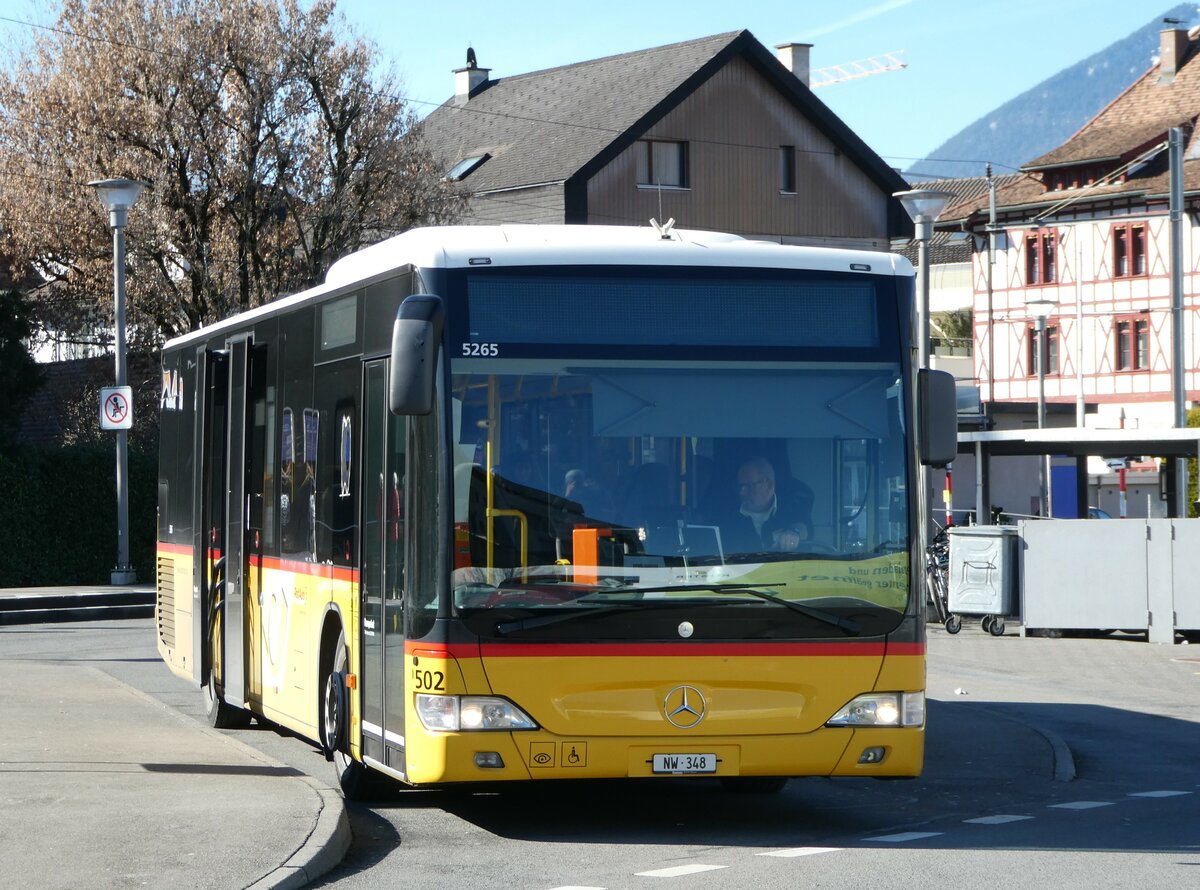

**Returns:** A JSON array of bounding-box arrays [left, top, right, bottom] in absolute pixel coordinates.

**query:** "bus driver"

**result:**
[[724, 456, 811, 553]]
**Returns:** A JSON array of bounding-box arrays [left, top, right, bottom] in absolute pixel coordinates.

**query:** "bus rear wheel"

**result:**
[[203, 666, 250, 729], [322, 627, 393, 801], [203, 612, 250, 729]]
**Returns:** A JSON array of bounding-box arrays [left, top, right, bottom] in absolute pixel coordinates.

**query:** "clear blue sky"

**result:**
[[4, 0, 1196, 176], [334, 0, 1195, 176]]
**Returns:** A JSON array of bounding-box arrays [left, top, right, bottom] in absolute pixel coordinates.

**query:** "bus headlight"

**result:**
[[415, 694, 538, 732], [826, 692, 924, 727]]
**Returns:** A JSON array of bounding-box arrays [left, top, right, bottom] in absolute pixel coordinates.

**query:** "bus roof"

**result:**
[[326, 224, 910, 286], [164, 224, 912, 350]]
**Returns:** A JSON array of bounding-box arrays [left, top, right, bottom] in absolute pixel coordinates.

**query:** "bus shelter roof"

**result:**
[[957, 427, 1200, 458]]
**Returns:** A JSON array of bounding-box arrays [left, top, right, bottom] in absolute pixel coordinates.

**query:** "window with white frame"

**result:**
[[1114, 316, 1149, 370], [1024, 230, 1057, 285], [1027, 324, 1058, 375], [1113, 223, 1146, 277]]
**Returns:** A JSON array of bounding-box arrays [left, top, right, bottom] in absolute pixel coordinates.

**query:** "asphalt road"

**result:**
[[6, 618, 1199, 889]]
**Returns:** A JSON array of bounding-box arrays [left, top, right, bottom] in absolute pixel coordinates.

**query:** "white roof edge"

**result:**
[[324, 225, 906, 286]]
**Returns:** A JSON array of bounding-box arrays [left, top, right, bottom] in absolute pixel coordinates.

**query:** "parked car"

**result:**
[[1088, 506, 1113, 519]]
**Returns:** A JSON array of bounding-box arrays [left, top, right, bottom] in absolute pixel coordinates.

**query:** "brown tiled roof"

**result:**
[[914, 173, 1027, 222], [1025, 28, 1200, 170]]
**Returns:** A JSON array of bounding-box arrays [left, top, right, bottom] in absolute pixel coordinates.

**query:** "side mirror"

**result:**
[[917, 368, 957, 467], [389, 294, 444, 416]]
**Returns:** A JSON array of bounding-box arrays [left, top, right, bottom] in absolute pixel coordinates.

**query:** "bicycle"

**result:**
[[924, 526, 960, 633]]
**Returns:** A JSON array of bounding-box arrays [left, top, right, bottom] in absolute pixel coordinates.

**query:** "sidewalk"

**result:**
[[0, 658, 348, 890]]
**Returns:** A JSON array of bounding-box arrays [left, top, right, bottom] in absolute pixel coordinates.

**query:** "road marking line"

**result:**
[[1049, 801, 1114, 810], [963, 814, 1034, 825], [635, 864, 728, 878], [864, 831, 943, 843], [757, 847, 842, 857], [1129, 790, 1191, 798]]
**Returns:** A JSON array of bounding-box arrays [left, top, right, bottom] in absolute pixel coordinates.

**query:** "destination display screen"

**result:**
[[448, 266, 903, 361]]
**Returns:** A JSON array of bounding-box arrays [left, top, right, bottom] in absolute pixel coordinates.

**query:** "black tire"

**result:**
[[322, 627, 394, 801], [720, 776, 789, 794], [988, 618, 1006, 637], [945, 615, 962, 634], [203, 610, 250, 729]]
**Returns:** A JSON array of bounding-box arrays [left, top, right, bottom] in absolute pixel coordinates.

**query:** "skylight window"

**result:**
[[445, 154, 490, 182]]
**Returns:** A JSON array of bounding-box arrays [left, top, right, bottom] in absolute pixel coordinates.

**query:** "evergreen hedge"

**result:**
[[0, 445, 156, 586]]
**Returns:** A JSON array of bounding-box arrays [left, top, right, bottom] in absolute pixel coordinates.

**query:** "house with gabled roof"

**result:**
[[419, 31, 911, 249], [934, 24, 1200, 519]]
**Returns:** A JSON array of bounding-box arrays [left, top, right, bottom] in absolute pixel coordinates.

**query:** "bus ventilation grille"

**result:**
[[156, 557, 176, 648]]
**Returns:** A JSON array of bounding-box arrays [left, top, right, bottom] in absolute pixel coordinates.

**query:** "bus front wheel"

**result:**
[[321, 627, 392, 800]]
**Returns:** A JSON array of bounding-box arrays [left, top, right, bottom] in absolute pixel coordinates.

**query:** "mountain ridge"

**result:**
[[907, 3, 1198, 180]]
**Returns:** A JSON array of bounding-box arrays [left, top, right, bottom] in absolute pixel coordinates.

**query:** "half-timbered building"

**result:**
[[945, 25, 1200, 437]]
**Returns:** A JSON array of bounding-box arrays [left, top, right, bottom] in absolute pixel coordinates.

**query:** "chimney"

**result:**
[[453, 47, 490, 105], [1159, 26, 1189, 82], [775, 42, 813, 88]]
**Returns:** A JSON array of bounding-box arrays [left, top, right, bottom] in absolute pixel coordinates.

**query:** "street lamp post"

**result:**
[[894, 189, 955, 369], [1026, 293, 1058, 517], [89, 177, 147, 585], [894, 189, 954, 540]]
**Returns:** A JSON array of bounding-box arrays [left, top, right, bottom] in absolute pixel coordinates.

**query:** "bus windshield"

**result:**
[[449, 359, 912, 639]]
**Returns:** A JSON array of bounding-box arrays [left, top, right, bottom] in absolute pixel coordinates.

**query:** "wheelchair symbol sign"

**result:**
[[100, 386, 133, 430]]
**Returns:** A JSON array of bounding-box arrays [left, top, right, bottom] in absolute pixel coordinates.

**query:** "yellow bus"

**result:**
[[154, 224, 956, 797]]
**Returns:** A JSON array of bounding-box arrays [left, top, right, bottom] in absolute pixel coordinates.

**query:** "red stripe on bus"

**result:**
[[885, 642, 926, 656]]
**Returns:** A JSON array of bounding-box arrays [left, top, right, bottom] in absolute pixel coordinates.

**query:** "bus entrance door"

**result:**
[[192, 347, 226, 689], [361, 361, 408, 769], [191, 337, 258, 710]]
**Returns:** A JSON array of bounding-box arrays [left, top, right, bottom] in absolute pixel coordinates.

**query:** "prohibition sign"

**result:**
[[100, 386, 134, 430]]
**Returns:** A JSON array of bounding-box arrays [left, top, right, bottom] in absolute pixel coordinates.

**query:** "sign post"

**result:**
[[99, 386, 133, 431]]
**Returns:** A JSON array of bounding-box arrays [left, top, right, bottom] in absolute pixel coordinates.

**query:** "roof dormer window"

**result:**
[[445, 153, 490, 182]]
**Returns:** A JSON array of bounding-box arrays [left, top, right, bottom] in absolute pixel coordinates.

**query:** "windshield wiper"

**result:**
[[615, 582, 862, 636], [493, 597, 642, 636]]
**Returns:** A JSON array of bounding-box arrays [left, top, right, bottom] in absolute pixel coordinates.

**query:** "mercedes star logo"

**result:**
[[663, 685, 707, 729]]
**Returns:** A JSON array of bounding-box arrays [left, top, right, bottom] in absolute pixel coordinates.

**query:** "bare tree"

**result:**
[[0, 0, 463, 347]]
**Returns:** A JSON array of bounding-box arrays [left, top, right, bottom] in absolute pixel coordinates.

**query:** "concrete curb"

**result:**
[[247, 783, 352, 890], [960, 702, 1077, 783]]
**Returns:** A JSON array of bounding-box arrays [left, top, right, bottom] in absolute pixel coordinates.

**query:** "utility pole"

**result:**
[[1169, 127, 1187, 518]]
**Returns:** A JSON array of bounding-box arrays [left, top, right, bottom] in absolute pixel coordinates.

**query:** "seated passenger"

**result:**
[[563, 468, 613, 520], [723, 456, 811, 553]]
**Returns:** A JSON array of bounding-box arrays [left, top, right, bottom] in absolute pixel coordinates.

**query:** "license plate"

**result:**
[[652, 753, 717, 774]]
